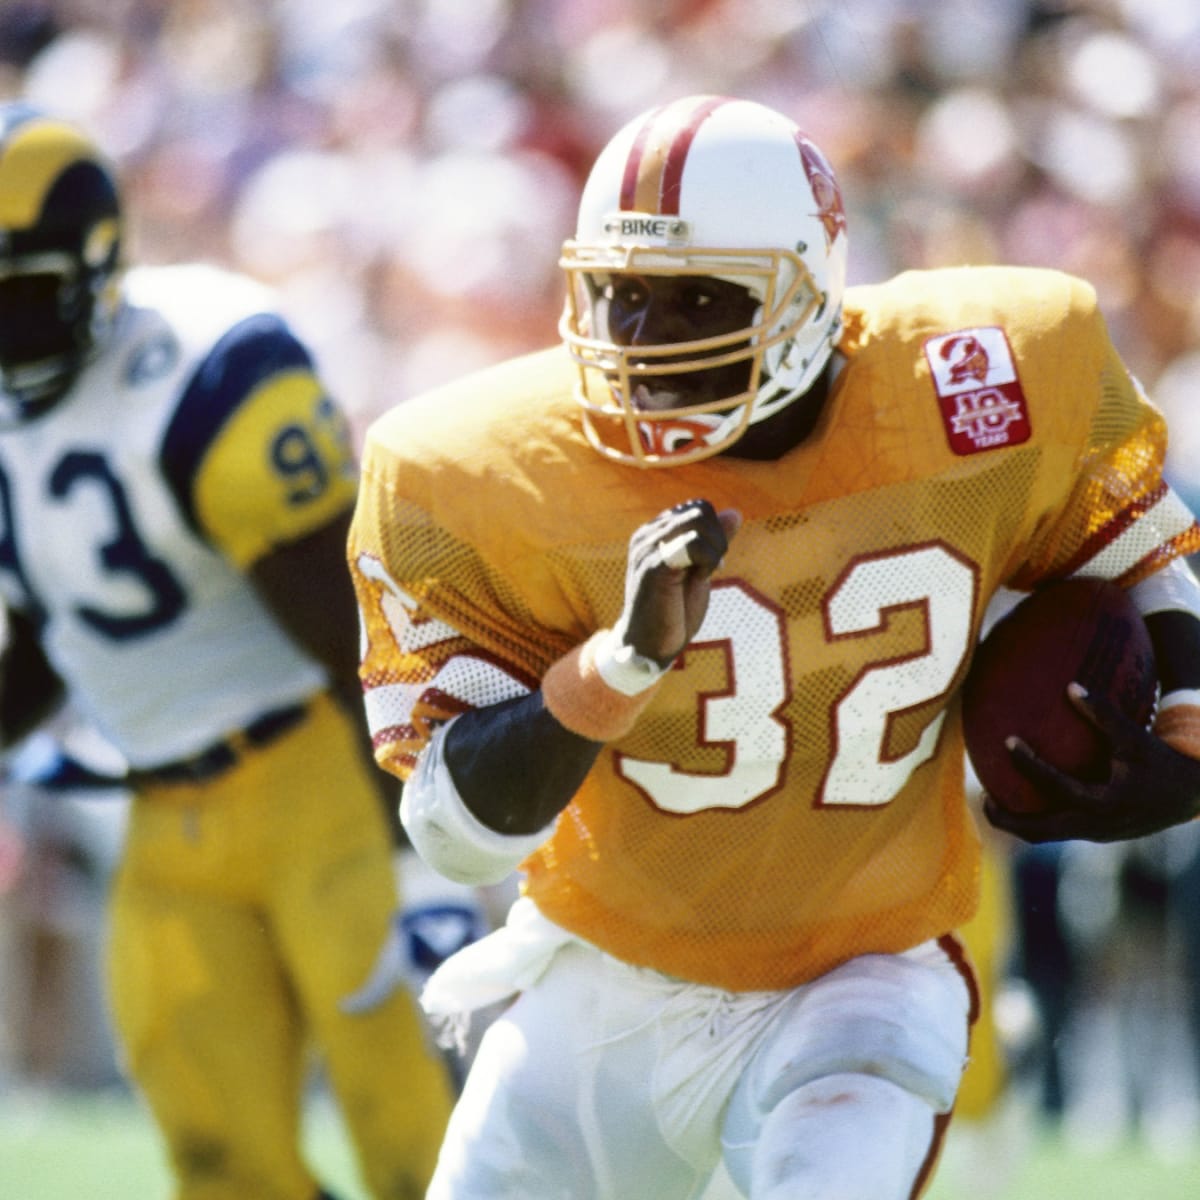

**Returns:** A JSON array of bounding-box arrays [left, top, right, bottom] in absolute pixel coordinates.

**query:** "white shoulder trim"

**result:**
[[1076, 489, 1196, 580], [400, 717, 553, 887]]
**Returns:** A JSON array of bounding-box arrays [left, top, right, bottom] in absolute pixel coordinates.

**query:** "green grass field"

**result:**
[[2, 1085, 1198, 1199], [0, 1086, 363, 1200]]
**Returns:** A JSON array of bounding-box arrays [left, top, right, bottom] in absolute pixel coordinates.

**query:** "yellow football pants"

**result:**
[[107, 692, 453, 1200]]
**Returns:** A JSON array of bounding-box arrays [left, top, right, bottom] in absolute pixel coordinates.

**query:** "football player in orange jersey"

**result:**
[[349, 95, 1200, 1199]]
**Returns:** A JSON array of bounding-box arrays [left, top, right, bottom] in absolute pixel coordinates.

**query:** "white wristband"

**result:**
[[592, 627, 670, 696], [1129, 558, 1200, 617]]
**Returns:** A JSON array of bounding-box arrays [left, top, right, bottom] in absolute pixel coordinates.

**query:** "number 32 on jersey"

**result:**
[[617, 543, 979, 815]]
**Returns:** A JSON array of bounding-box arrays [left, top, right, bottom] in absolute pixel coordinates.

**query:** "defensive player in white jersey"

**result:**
[[350, 96, 1200, 1199], [0, 105, 453, 1200]]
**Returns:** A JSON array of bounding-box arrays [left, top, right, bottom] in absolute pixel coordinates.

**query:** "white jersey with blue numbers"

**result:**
[[0, 263, 358, 766]]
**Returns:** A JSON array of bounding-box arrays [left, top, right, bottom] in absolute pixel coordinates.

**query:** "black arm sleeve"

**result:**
[[1145, 608, 1200, 695], [443, 691, 603, 836]]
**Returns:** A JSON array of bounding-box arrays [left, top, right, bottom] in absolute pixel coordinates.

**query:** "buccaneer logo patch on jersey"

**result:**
[[924, 326, 1031, 455]]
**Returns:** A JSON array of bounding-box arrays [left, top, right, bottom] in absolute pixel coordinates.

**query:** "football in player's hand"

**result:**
[[962, 578, 1159, 815]]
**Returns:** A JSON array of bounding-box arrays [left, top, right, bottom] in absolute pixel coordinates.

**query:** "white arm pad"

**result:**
[[1129, 556, 1200, 618], [400, 716, 554, 887]]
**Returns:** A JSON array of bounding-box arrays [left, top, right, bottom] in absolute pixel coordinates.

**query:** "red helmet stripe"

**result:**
[[620, 95, 729, 215], [619, 103, 664, 212]]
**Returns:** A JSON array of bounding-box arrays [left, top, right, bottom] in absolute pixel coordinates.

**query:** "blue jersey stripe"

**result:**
[[158, 312, 313, 537]]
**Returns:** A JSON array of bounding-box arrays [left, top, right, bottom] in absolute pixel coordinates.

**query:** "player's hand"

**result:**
[[983, 684, 1200, 844], [618, 499, 741, 667]]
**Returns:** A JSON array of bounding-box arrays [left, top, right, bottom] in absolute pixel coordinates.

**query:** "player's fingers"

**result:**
[[657, 530, 700, 570], [1004, 735, 1057, 781], [1065, 682, 1108, 729], [1066, 683, 1152, 751], [631, 499, 712, 555], [658, 524, 728, 573], [650, 500, 729, 574], [1005, 736, 1105, 805]]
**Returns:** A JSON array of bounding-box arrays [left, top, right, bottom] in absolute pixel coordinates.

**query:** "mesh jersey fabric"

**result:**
[[350, 265, 1200, 992]]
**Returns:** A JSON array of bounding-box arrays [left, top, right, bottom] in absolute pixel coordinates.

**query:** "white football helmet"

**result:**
[[560, 95, 849, 468]]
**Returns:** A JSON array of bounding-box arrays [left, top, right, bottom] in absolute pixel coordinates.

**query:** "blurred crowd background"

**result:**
[[0, 0, 1198, 448], [3, 0, 1200, 1172]]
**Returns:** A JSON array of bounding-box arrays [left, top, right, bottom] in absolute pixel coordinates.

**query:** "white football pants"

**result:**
[[423, 899, 974, 1200]]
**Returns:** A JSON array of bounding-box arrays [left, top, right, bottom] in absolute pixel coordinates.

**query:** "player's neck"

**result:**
[[725, 355, 842, 462]]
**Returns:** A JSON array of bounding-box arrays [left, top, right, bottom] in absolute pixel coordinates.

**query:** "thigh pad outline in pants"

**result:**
[[720, 945, 972, 1188]]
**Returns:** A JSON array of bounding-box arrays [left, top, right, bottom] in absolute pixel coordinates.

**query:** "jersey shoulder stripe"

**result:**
[[159, 312, 313, 535]]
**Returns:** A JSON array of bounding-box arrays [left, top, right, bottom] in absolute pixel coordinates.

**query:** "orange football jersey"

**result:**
[[350, 265, 1200, 992]]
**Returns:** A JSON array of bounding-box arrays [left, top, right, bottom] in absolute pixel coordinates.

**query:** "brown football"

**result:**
[[962, 578, 1159, 814]]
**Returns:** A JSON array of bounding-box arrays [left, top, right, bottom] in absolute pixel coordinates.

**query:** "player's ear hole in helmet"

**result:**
[[0, 103, 123, 425], [559, 94, 848, 469]]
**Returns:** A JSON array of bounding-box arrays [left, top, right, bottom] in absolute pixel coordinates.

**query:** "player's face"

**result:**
[[602, 274, 759, 411], [0, 267, 76, 369]]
